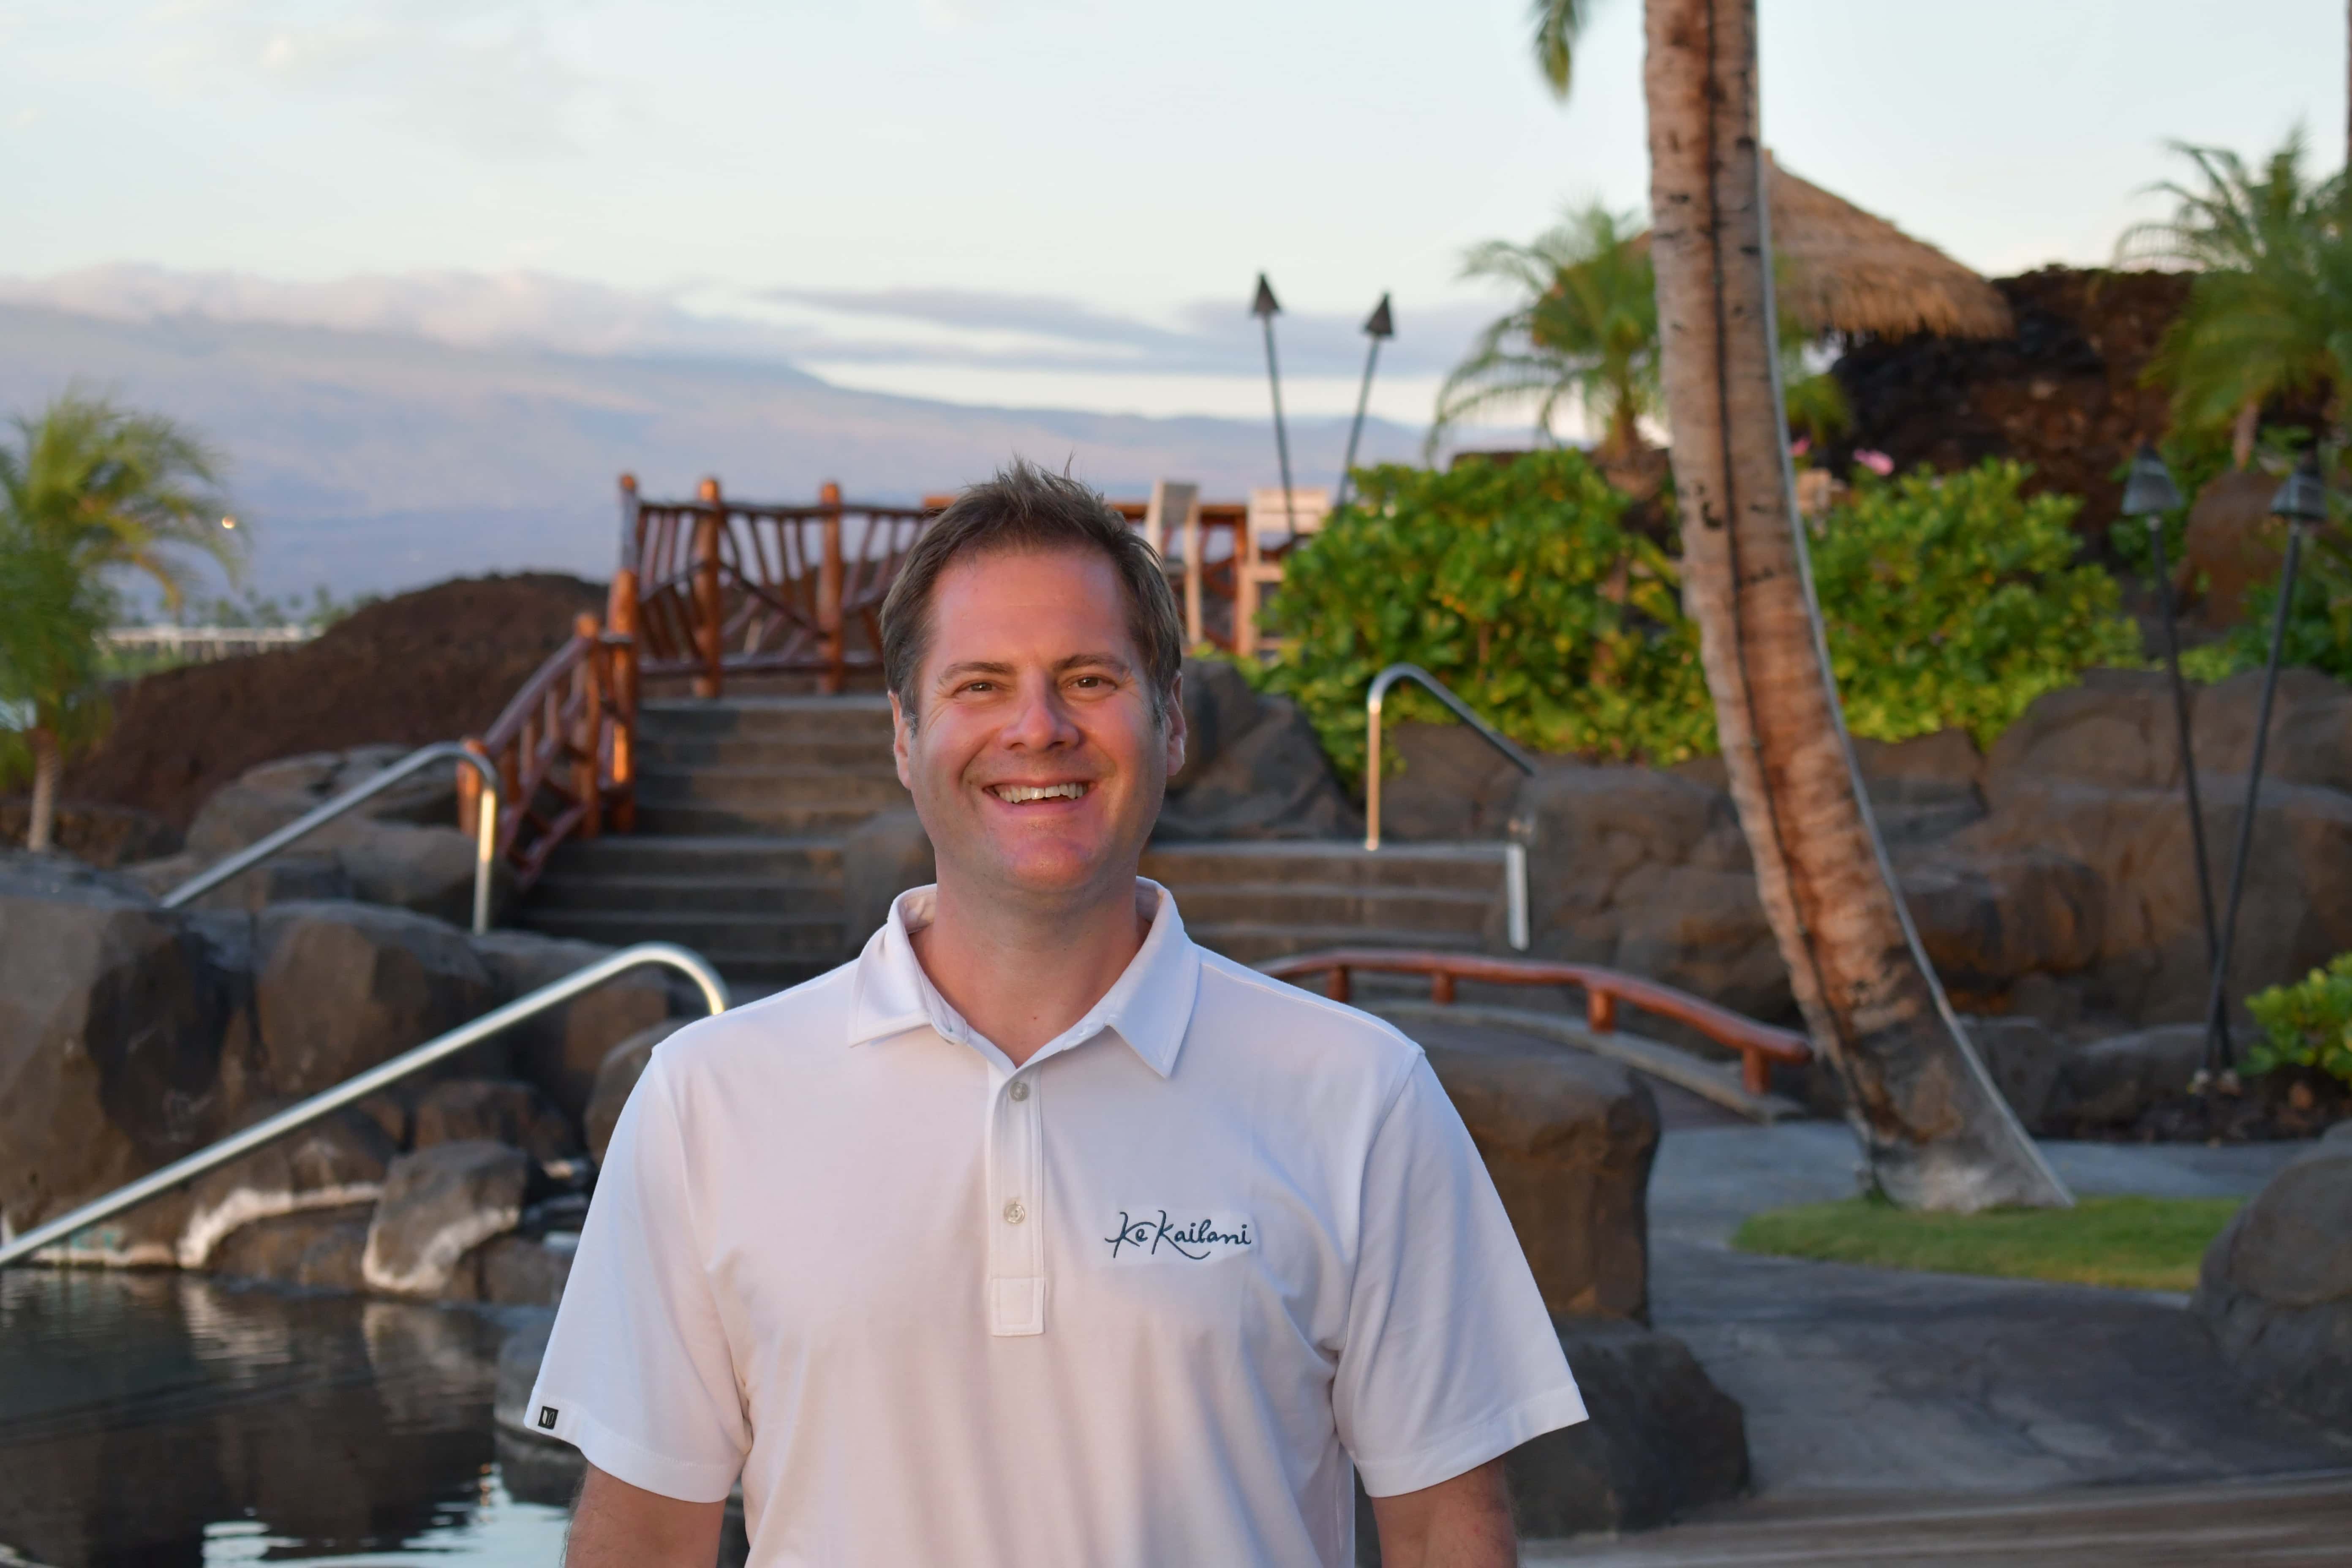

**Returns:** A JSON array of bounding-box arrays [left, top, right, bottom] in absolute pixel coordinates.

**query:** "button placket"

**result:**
[[986, 1071, 1046, 1336]]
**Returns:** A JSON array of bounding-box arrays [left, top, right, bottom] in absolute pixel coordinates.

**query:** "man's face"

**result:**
[[892, 547, 1184, 909]]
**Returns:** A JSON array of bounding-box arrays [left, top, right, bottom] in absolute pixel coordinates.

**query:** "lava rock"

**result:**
[[411, 1078, 578, 1167], [1354, 1318, 1749, 1562], [0, 798, 181, 867], [584, 1019, 688, 1166], [179, 1104, 397, 1267], [252, 901, 498, 1100], [841, 808, 936, 952], [205, 1204, 375, 1291], [0, 853, 239, 1242], [336, 822, 508, 926], [2180, 468, 2290, 629], [2042, 1023, 2207, 1130], [1368, 721, 1528, 843], [1415, 1027, 1659, 1321], [1896, 849, 2104, 995], [185, 746, 455, 858], [2194, 1145, 2352, 1427], [471, 929, 676, 1130], [475, 1234, 574, 1308], [1985, 669, 2186, 801], [1960, 1015, 2076, 1129], [1166, 657, 1266, 795], [1155, 694, 1357, 841], [2191, 668, 2352, 793], [361, 1139, 528, 1298]]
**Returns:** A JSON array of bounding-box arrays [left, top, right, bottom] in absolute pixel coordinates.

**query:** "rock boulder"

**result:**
[[411, 1078, 577, 1168], [1155, 672, 1356, 841], [471, 930, 674, 1130], [362, 1140, 529, 1298], [2194, 1144, 2352, 1426], [205, 1205, 375, 1292], [253, 901, 498, 1100], [0, 853, 238, 1240], [584, 1019, 689, 1165], [2042, 1023, 2207, 1131], [178, 1105, 396, 1267], [1410, 1019, 1658, 1321]]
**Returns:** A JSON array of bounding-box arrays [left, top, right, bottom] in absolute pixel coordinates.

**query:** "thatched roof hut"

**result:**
[[1762, 155, 2013, 340]]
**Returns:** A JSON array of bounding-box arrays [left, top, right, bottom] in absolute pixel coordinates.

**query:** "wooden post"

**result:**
[[572, 613, 604, 839], [1324, 966, 1352, 1004], [606, 568, 640, 834], [1430, 971, 1457, 1005], [693, 477, 725, 700], [617, 472, 641, 577], [818, 479, 845, 694], [1586, 987, 1617, 1034], [456, 746, 482, 838]]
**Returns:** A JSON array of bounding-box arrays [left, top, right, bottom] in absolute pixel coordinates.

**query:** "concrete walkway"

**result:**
[[1526, 1119, 2352, 1561]]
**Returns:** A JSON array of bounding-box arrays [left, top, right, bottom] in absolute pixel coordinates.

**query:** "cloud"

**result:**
[[156, 0, 606, 158]]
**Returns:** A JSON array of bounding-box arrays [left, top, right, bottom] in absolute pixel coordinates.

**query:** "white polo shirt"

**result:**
[[531, 881, 1584, 1568]]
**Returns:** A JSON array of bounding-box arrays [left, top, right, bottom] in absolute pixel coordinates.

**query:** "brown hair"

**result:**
[[880, 459, 1183, 724]]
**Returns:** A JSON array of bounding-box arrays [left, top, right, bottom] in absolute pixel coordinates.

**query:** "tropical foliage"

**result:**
[[2246, 951, 2352, 1087], [1431, 204, 1661, 463], [1261, 453, 2140, 778], [0, 391, 237, 849], [1431, 203, 1848, 462], [2123, 132, 2351, 462], [2182, 529, 2352, 684]]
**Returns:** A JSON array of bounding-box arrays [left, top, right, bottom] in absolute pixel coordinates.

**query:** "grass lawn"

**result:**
[[1730, 1194, 2244, 1292]]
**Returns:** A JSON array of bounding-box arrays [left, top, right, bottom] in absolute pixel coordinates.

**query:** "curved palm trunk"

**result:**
[[26, 724, 60, 853], [1643, 0, 2069, 1210]]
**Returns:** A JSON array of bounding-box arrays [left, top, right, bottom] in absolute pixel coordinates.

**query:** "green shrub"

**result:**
[[1812, 462, 2143, 747], [1259, 453, 2140, 778], [2184, 535, 2352, 684], [1259, 451, 1712, 779], [2246, 953, 2352, 1086]]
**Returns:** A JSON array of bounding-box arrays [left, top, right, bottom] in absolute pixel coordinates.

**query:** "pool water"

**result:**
[[0, 1269, 575, 1567]]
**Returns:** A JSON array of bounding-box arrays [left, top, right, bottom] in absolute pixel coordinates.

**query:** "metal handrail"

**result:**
[[161, 742, 501, 934], [1364, 663, 1537, 852], [0, 942, 727, 1271]]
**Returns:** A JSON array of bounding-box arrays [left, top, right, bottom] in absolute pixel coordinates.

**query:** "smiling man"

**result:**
[[533, 460, 1585, 1568]]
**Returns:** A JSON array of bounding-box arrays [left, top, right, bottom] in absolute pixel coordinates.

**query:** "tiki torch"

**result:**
[[1336, 294, 1395, 512], [1252, 274, 1298, 538]]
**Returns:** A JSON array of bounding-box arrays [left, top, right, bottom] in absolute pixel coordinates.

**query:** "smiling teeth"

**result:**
[[997, 783, 1086, 802]]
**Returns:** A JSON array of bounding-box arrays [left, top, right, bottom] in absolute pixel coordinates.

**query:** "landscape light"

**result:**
[[2202, 451, 2330, 1089], [2122, 442, 2221, 1074]]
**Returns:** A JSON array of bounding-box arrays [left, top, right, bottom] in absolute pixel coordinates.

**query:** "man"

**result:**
[[534, 461, 1585, 1567]]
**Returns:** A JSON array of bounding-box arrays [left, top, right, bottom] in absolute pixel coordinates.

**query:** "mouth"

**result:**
[[986, 781, 1090, 804]]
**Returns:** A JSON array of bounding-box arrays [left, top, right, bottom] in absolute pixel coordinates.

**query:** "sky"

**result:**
[[4, 0, 2346, 427]]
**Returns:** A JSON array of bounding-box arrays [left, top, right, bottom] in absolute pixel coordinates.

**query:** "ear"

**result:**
[[1162, 670, 1187, 778], [890, 691, 916, 792]]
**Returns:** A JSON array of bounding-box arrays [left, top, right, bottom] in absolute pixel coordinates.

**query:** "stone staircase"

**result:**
[[520, 696, 1519, 994]]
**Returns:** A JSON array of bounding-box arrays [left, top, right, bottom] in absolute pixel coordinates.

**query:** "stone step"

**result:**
[[637, 696, 896, 743], [1183, 921, 1490, 967], [527, 874, 844, 915], [1169, 882, 1495, 937], [518, 906, 845, 959], [539, 834, 844, 878], [632, 801, 882, 837], [638, 736, 899, 770], [637, 765, 910, 811], [1142, 840, 1513, 895]]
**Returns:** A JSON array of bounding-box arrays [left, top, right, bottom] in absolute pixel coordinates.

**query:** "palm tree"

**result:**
[[0, 523, 107, 853], [1530, 0, 2068, 1208], [0, 391, 239, 851], [1430, 204, 1660, 463], [2121, 132, 2349, 464]]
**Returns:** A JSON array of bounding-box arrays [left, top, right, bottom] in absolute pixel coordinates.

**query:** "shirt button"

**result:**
[[1008, 1081, 1030, 1102], [1003, 1200, 1027, 1225]]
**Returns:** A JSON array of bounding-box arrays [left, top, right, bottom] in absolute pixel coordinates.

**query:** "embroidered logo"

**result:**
[[537, 1405, 558, 1430], [1104, 1209, 1252, 1260]]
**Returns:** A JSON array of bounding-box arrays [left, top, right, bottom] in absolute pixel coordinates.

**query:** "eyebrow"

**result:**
[[933, 652, 1135, 687]]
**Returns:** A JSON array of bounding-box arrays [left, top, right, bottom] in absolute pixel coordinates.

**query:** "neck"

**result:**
[[909, 868, 1151, 1067]]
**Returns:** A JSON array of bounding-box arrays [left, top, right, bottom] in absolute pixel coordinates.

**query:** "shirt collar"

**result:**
[[845, 879, 1200, 1078]]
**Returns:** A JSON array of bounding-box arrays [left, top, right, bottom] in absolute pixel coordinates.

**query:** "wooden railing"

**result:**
[[623, 474, 939, 697], [458, 575, 640, 890], [1258, 947, 1812, 1096]]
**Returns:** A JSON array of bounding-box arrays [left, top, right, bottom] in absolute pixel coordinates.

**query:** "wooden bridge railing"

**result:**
[[623, 474, 940, 697], [458, 576, 640, 890], [1258, 947, 1812, 1096]]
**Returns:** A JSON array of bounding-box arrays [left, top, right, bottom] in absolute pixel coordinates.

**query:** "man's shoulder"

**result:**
[[1187, 945, 1427, 1085], [649, 956, 861, 1085]]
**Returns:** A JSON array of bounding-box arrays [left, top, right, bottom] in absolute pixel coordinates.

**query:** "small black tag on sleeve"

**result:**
[[538, 1405, 559, 1429]]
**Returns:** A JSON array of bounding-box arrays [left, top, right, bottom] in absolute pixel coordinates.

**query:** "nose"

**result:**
[[1000, 672, 1081, 753]]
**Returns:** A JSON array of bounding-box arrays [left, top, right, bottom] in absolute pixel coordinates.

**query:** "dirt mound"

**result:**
[[1831, 267, 2189, 546], [66, 574, 607, 830]]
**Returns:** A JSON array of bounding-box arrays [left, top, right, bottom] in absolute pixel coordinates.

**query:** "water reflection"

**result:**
[[0, 1269, 571, 1567]]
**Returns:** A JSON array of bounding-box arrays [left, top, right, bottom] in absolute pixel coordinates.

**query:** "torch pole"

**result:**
[[2145, 517, 2227, 1071]]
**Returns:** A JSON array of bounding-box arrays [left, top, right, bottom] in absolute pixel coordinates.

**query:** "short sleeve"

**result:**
[[528, 1054, 748, 1502], [1332, 1054, 1588, 1497]]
